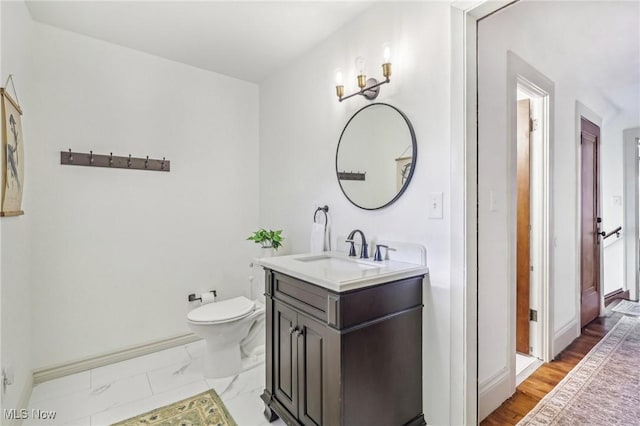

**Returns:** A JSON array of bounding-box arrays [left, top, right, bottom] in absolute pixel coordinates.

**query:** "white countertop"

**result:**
[[255, 251, 429, 293]]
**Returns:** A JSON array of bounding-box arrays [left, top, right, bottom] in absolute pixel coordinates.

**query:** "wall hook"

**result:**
[[60, 151, 170, 172]]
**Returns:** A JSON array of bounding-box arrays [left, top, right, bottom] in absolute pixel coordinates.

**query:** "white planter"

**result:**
[[260, 247, 276, 258]]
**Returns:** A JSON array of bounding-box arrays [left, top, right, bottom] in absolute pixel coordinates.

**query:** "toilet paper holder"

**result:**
[[188, 290, 217, 302]]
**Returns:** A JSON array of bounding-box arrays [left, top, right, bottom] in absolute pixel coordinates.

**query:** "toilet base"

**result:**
[[204, 341, 242, 378]]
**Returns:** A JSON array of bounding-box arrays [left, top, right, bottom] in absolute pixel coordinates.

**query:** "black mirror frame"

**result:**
[[335, 102, 417, 210]]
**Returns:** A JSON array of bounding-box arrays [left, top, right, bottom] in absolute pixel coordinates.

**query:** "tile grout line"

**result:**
[[145, 371, 155, 395]]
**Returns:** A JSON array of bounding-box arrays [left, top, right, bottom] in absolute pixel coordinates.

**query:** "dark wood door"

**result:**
[[274, 301, 298, 416], [580, 117, 601, 327], [516, 99, 532, 354], [297, 313, 327, 426]]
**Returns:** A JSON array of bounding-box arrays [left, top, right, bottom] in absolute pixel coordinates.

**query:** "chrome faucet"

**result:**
[[346, 229, 368, 259]]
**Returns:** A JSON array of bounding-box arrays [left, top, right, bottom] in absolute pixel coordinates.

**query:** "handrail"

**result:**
[[602, 226, 622, 240]]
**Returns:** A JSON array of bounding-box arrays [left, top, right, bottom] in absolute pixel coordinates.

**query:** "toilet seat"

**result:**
[[188, 296, 255, 324]]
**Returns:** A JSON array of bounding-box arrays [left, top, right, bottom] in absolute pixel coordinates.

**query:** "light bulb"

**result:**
[[335, 68, 343, 85], [355, 56, 366, 76], [382, 43, 391, 63]]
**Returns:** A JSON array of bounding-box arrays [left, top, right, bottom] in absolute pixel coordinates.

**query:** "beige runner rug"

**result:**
[[517, 316, 640, 425], [112, 389, 237, 426], [611, 299, 640, 316]]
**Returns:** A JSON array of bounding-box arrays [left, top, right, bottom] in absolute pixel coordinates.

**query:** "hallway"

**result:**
[[482, 307, 626, 425]]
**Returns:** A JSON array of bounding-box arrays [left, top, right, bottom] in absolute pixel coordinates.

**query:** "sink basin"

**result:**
[[295, 254, 379, 270]]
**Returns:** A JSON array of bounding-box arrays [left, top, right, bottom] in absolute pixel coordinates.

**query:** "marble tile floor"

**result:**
[[24, 340, 286, 426]]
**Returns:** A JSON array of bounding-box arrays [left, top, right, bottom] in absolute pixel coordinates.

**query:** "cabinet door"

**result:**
[[297, 313, 327, 426], [273, 301, 298, 416]]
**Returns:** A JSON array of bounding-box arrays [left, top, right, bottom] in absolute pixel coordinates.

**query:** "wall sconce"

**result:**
[[335, 44, 392, 102]]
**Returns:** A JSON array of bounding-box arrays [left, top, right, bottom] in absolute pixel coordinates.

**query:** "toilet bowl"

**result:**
[[187, 296, 265, 378]]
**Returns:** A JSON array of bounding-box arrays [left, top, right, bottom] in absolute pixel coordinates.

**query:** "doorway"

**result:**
[[515, 85, 545, 384], [580, 117, 602, 327]]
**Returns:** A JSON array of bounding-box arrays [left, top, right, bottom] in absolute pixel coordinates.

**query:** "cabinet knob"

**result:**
[[289, 326, 305, 337]]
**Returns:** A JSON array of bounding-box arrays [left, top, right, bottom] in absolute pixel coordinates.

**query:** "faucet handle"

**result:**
[[373, 244, 396, 261], [360, 242, 369, 259], [345, 239, 357, 257]]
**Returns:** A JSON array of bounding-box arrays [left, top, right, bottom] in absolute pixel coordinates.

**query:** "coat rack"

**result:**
[[60, 150, 170, 172]]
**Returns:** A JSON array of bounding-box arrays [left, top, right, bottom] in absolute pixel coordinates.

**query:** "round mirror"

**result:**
[[336, 103, 417, 210]]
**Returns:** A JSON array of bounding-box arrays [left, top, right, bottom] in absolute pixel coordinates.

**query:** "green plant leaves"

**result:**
[[247, 228, 284, 250]]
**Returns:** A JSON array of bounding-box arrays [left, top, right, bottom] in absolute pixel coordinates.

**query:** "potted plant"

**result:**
[[247, 228, 284, 252]]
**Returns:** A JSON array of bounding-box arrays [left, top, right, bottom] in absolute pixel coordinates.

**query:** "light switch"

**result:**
[[428, 192, 443, 219], [612, 196, 622, 206]]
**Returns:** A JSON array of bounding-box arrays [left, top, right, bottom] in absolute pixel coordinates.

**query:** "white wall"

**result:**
[[1, 0, 35, 412], [259, 3, 453, 424], [602, 113, 640, 296], [26, 21, 260, 368], [477, 0, 639, 418], [623, 127, 640, 301]]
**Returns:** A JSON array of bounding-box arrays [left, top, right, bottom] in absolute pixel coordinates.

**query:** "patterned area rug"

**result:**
[[611, 300, 640, 316], [517, 316, 640, 425], [112, 389, 237, 426]]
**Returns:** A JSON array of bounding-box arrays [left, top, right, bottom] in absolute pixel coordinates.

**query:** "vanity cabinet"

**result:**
[[261, 269, 426, 426], [273, 300, 328, 425]]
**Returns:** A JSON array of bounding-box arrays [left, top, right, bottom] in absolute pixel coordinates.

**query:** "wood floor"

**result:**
[[481, 309, 625, 425]]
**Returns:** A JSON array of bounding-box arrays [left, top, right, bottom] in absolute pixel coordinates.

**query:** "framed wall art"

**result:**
[[396, 156, 412, 192], [1, 79, 25, 217]]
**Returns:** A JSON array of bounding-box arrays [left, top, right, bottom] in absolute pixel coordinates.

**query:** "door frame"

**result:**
[[515, 79, 552, 362], [450, 1, 516, 424], [623, 127, 640, 301], [507, 54, 555, 372], [574, 103, 604, 337]]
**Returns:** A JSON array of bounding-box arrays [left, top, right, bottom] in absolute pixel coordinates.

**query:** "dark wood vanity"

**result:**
[[261, 269, 426, 426]]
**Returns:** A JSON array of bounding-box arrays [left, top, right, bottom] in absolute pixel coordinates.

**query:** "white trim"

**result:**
[[516, 82, 550, 361], [450, 5, 476, 426], [507, 55, 555, 362], [33, 333, 200, 384], [553, 319, 579, 358], [508, 53, 555, 366], [478, 367, 510, 421], [623, 128, 640, 301], [574, 102, 604, 336], [516, 358, 543, 387], [451, 1, 517, 424]]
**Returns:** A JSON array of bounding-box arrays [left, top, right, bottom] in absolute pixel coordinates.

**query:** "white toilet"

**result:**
[[187, 296, 265, 378]]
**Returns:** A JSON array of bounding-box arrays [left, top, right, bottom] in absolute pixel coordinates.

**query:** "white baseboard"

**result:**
[[33, 333, 201, 385], [478, 366, 511, 421], [553, 320, 579, 358]]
